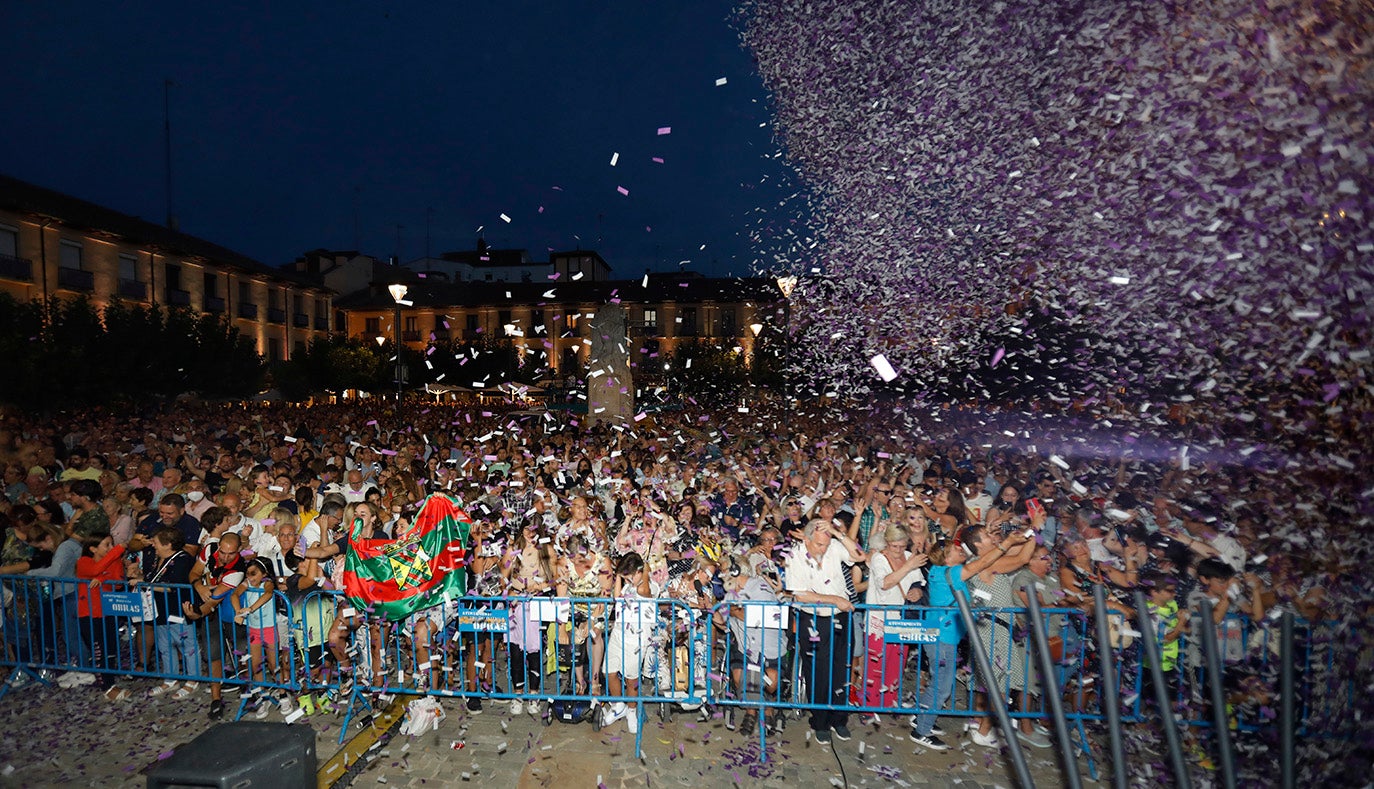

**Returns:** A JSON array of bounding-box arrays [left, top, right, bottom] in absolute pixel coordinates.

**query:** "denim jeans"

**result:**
[[914, 641, 958, 735], [155, 622, 202, 677]]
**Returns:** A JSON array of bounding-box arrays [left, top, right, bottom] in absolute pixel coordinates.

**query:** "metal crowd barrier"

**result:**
[[0, 575, 1352, 772]]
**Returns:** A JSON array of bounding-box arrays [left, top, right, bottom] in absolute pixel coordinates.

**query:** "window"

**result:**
[[531, 308, 545, 336], [643, 308, 658, 330], [404, 316, 418, 333], [568, 257, 581, 274], [294, 340, 307, 358], [117, 254, 138, 282], [679, 306, 697, 336], [292, 294, 304, 314], [59, 240, 83, 269], [465, 314, 480, 332], [238, 281, 252, 303], [269, 288, 283, 309], [267, 338, 281, 362], [365, 317, 381, 334], [0, 225, 17, 258], [315, 298, 326, 316], [165, 263, 182, 291], [203, 272, 218, 297], [720, 307, 737, 337]]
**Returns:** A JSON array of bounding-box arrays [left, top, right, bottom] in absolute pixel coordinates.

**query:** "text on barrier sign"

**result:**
[[884, 619, 941, 644], [458, 608, 510, 633], [101, 591, 145, 617]]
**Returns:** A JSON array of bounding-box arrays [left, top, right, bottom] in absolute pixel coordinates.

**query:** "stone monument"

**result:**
[[587, 304, 634, 423]]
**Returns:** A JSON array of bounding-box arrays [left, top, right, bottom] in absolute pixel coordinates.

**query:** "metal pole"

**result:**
[[954, 589, 1035, 789], [1024, 584, 1082, 789], [1196, 596, 1236, 789], [1279, 612, 1295, 789], [1092, 584, 1128, 789], [394, 299, 403, 433], [1132, 589, 1192, 789], [164, 79, 175, 230]]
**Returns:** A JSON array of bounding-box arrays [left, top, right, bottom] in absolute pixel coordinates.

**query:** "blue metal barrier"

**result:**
[[0, 574, 1353, 771]]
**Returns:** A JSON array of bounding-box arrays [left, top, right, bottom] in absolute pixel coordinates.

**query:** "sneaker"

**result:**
[[814, 728, 832, 745], [768, 711, 786, 734], [603, 702, 628, 727], [970, 728, 1000, 748], [277, 694, 297, 716], [209, 699, 225, 720], [930, 724, 946, 736], [1017, 728, 1051, 749], [724, 708, 737, 731], [910, 732, 951, 752], [510, 699, 524, 716], [739, 710, 757, 733], [857, 712, 880, 727], [831, 724, 852, 742], [253, 702, 271, 719], [466, 697, 483, 714]]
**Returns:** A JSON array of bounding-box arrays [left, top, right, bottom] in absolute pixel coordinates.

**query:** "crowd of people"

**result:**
[[0, 396, 1353, 773]]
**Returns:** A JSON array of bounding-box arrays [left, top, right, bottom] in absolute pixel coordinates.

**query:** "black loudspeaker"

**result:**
[[146, 721, 316, 789]]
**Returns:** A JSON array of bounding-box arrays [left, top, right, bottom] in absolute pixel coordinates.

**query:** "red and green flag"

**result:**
[[343, 493, 472, 622]]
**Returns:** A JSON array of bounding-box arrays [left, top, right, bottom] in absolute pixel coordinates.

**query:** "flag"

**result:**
[[343, 493, 472, 622]]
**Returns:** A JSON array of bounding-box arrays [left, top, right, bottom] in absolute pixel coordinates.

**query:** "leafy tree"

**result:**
[[0, 294, 263, 410]]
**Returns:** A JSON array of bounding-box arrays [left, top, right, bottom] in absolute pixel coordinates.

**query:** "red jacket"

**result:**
[[76, 545, 126, 618]]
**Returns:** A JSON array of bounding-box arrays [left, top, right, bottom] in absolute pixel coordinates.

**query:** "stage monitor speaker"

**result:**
[[146, 721, 316, 789]]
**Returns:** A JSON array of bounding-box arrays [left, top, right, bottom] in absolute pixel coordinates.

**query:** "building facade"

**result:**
[[334, 269, 783, 380], [0, 174, 333, 361], [404, 244, 613, 284]]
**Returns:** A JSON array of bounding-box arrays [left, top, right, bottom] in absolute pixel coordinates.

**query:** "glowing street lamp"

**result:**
[[388, 282, 409, 425]]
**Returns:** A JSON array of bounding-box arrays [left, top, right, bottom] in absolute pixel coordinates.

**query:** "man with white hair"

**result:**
[[784, 518, 866, 744]]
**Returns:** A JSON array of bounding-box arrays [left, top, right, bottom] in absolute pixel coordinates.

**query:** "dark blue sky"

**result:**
[[3, 2, 805, 277]]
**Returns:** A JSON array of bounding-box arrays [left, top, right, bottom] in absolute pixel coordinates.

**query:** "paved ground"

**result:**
[[0, 674, 1106, 788]]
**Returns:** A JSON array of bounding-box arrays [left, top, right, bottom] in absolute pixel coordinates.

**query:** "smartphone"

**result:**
[[1026, 498, 1046, 520]]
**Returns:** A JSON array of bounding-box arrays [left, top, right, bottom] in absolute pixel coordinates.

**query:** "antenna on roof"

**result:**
[[163, 79, 177, 231]]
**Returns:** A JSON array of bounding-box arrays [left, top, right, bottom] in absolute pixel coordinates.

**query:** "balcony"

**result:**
[[462, 329, 484, 340], [293, 312, 309, 328], [267, 307, 286, 324], [314, 315, 330, 331], [401, 330, 422, 343], [57, 267, 94, 292], [0, 254, 33, 282], [238, 302, 258, 320], [166, 288, 191, 307], [116, 278, 148, 300], [205, 295, 226, 314]]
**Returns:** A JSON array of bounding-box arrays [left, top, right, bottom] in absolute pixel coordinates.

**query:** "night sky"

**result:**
[[3, 2, 805, 278]]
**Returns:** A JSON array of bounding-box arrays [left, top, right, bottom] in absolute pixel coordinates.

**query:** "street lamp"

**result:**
[[388, 283, 408, 429], [775, 275, 797, 411]]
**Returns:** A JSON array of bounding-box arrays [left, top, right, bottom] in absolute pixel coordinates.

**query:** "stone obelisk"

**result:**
[[587, 304, 634, 423]]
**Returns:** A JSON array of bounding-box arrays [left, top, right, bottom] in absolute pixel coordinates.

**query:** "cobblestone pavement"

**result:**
[[0, 675, 1106, 788]]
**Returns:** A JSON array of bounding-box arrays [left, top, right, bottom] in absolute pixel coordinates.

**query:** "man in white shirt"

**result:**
[[959, 472, 993, 526], [784, 518, 866, 744]]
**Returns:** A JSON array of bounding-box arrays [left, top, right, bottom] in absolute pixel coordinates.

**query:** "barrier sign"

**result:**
[[884, 619, 941, 644], [457, 608, 510, 633], [102, 591, 145, 617]]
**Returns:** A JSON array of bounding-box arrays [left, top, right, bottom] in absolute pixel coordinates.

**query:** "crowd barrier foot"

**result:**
[[338, 687, 376, 744], [1075, 719, 1098, 780], [0, 665, 53, 701]]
